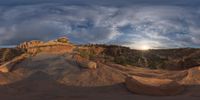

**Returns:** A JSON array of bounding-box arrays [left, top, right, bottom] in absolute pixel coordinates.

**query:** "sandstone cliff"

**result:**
[[17, 37, 74, 55]]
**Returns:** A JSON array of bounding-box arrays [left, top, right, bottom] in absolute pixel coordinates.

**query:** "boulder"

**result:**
[[125, 75, 184, 96], [79, 61, 97, 69], [73, 54, 97, 69]]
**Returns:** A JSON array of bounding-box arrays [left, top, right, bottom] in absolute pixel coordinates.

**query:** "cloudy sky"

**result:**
[[0, 0, 200, 49]]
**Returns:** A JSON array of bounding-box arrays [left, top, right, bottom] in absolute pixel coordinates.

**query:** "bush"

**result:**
[[79, 50, 96, 60], [79, 50, 90, 59], [114, 56, 130, 65], [57, 38, 69, 43], [147, 59, 166, 69]]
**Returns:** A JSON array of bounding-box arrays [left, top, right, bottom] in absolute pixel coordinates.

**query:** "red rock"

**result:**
[[125, 75, 184, 96]]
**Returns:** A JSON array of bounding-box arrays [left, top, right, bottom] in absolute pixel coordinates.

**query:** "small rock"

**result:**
[[79, 61, 97, 69]]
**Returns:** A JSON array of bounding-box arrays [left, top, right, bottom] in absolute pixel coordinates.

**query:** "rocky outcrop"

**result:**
[[17, 40, 44, 49], [0, 48, 24, 65], [125, 75, 184, 96], [0, 54, 28, 73], [17, 37, 69, 50], [79, 61, 97, 69], [27, 45, 74, 55], [16, 37, 74, 55], [181, 67, 200, 85], [73, 54, 97, 69], [0, 37, 74, 72]]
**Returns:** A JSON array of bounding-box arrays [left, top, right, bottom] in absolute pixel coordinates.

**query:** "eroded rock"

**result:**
[[79, 61, 97, 69], [73, 54, 97, 69], [0, 54, 28, 73], [125, 75, 184, 96], [181, 67, 200, 85], [17, 40, 44, 49]]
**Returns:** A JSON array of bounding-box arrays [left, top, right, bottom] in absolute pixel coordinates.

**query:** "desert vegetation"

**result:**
[[80, 45, 200, 70]]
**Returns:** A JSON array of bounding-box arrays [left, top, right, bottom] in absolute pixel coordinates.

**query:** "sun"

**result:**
[[140, 45, 150, 50]]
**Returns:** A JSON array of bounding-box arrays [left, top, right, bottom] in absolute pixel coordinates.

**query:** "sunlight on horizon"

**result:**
[[139, 45, 151, 50]]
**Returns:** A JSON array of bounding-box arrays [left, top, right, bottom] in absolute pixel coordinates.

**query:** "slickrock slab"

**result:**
[[181, 67, 200, 85], [125, 75, 185, 96]]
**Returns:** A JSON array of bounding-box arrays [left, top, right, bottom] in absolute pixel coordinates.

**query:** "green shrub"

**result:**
[[79, 50, 90, 59], [114, 56, 130, 65], [147, 59, 166, 69], [57, 38, 69, 43]]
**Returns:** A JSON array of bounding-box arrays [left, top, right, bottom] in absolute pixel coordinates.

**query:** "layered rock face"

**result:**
[[180, 67, 200, 85], [17, 37, 74, 54], [17, 40, 44, 49], [0, 48, 24, 65], [0, 54, 28, 72]]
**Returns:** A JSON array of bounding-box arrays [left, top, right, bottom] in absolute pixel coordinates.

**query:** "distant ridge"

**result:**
[[0, 45, 16, 48], [1, 38, 200, 70]]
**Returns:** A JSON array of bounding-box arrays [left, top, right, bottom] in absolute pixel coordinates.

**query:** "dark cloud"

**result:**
[[1, 0, 200, 7], [0, 1, 200, 49]]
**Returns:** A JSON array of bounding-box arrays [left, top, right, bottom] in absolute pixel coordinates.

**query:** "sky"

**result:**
[[0, 0, 200, 49]]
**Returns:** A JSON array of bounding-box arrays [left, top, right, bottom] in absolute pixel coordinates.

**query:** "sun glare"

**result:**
[[140, 45, 150, 50]]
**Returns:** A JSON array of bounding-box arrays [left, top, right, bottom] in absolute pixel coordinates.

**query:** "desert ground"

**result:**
[[0, 37, 200, 100]]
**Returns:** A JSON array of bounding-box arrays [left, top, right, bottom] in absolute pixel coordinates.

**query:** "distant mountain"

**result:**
[[0, 45, 16, 48]]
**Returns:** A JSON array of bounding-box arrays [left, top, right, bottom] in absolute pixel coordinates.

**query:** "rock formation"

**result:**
[[0, 37, 200, 99], [79, 61, 97, 69], [17, 40, 44, 49], [73, 54, 97, 69], [125, 75, 185, 96], [16, 37, 74, 55], [0, 48, 24, 65], [0, 54, 28, 72], [0, 37, 74, 73]]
